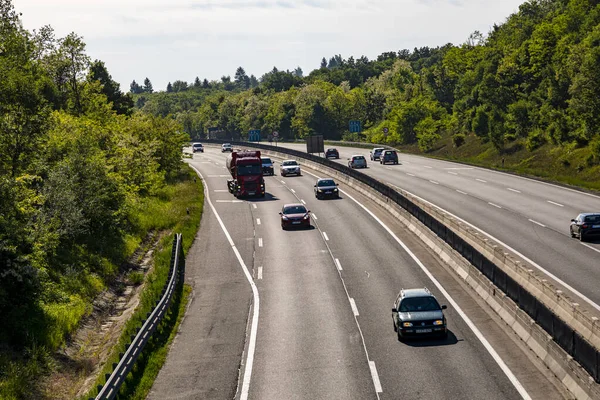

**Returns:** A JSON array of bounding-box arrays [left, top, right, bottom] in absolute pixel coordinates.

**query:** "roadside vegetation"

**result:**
[[135, 0, 600, 190], [0, 1, 195, 398]]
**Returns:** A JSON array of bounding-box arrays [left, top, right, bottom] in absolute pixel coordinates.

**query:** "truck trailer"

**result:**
[[226, 150, 265, 197]]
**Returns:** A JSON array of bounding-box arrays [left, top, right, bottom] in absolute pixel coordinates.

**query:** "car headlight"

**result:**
[[433, 320, 444, 326], [282, 216, 289, 221], [303, 214, 310, 220], [333, 188, 338, 191], [402, 322, 413, 327]]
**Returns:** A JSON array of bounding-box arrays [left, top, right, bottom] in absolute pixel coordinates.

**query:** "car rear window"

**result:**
[[584, 215, 600, 223], [283, 205, 307, 214], [354, 156, 365, 160], [399, 296, 441, 312], [262, 158, 272, 164]]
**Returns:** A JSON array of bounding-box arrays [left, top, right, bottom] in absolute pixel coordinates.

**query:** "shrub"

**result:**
[[525, 129, 546, 151], [453, 133, 466, 148]]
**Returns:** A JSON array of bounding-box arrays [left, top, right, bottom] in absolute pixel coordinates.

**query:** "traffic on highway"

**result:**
[[148, 144, 573, 400]]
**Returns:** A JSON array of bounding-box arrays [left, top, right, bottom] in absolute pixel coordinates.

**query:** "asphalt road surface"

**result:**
[[279, 143, 600, 311], [149, 146, 568, 400]]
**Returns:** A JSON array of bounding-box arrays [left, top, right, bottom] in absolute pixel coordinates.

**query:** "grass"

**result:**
[[81, 164, 203, 399]]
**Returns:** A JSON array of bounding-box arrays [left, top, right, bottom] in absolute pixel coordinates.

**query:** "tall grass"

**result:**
[[82, 164, 203, 399]]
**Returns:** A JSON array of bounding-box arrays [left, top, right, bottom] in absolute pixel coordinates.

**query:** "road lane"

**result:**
[[278, 143, 600, 310]]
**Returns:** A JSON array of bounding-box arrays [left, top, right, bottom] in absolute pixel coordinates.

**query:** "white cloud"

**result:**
[[14, 0, 526, 90]]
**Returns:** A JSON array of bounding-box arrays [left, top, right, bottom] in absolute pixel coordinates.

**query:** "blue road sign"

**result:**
[[248, 129, 261, 142], [349, 120, 361, 133]]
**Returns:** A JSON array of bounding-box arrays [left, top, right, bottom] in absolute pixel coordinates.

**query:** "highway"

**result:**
[[278, 143, 600, 311], [149, 146, 568, 400]]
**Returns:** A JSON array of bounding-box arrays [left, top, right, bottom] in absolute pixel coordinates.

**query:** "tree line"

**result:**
[[0, 0, 187, 359], [135, 0, 600, 164]]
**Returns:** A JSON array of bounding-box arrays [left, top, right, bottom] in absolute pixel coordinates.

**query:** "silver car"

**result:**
[[348, 155, 367, 169], [370, 148, 385, 161], [280, 160, 301, 176]]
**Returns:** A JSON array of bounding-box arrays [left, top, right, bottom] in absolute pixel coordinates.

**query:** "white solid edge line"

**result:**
[[369, 361, 383, 393], [189, 164, 259, 400], [581, 243, 600, 254], [338, 187, 531, 400], [400, 186, 600, 313], [349, 298, 359, 316]]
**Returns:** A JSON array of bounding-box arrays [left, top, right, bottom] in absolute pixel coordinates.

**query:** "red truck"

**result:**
[[226, 150, 265, 197]]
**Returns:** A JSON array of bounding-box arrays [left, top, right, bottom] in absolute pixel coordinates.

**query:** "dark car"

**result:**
[[261, 157, 274, 175], [314, 178, 339, 199], [380, 150, 398, 165], [325, 148, 340, 159], [279, 203, 311, 230], [370, 148, 385, 161], [570, 213, 600, 242], [192, 143, 204, 153], [392, 288, 448, 341]]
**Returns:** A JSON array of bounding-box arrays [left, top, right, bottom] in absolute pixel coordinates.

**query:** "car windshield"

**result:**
[[237, 165, 261, 176], [282, 161, 298, 166], [317, 180, 335, 187], [327, 149, 336, 152], [283, 205, 307, 214], [584, 215, 600, 223], [399, 296, 441, 312], [261, 158, 272, 164], [193, 144, 202, 147]]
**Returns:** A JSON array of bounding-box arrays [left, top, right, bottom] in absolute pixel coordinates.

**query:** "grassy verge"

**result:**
[[82, 163, 203, 399]]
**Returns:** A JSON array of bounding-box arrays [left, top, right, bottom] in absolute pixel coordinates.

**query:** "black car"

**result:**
[[392, 288, 448, 341], [325, 148, 339, 159], [380, 150, 398, 165], [261, 157, 274, 175], [570, 213, 600, 242], [314, 178, 339, 199]]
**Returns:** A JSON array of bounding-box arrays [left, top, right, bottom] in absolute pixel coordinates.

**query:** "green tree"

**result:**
[[88, 60, 133, 115], [143, 77, 153, 93]]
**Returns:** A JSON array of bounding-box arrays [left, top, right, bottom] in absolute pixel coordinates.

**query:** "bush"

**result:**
[[453, 133, 466, 148], [525, 129, 546, 151]]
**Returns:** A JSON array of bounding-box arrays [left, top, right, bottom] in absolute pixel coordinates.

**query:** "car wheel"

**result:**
[[580, 232, 586, 242], [397, 329, 404, 342], [441, 331, 448, 340], [570, 228, 576, 238], [392, 320, 397, 332]]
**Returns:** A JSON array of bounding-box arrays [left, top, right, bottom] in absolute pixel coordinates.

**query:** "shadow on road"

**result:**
[[401, 330, 460, 347], [246, 193, 279, 202]]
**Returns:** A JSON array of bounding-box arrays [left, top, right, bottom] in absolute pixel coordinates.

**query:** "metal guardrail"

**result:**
[[93, 233, 185, 400], [204, 139, 600, 383]]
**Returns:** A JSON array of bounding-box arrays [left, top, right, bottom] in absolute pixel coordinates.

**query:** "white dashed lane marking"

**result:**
[[406, 173, 415, 177], [322, 232, 329, 241], [301, 199, 306, 204], [312, 213, 318, 220], [258, 238, 263, 247], [257, 266, 263, 280], [335, 259, 343, 271], [507, 188, 521, 193], [488, 202, 502, 209], [528, 219, 546, 228], [349, 298, 359, 316], [369, 361, 383, 393], [252, 204, 257, 209], [456, 190, 468, 195], [429, 180, 439, 185], [476, 179, 487, 183], [448, 172, 458, 175], [256, 218, 261, 225], [547, 200, 564, 207]]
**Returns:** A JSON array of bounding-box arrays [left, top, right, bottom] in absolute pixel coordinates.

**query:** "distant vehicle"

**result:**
[[570, 213, 600, 242], [325, 148, 340, 159], [380, 150, 398, 165], [192, 143, 204, 153], [348, 155, 367, 169], [279, 203, 311, 230], [280, 160, 301, 176], [225, 150, 265, 197], [261, 157, 274, 176], [392, 288, 448, 341], [222, 143, 233, 152], [370, 148, 385, 161], [314, 178, 339, 199]]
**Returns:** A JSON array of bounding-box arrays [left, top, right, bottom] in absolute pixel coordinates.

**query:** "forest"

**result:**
[[0, 0, 190, 396], [135, 0, 600, 176]]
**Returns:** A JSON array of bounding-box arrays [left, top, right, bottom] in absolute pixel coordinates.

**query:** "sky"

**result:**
[[14, 0, 527, 92]]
